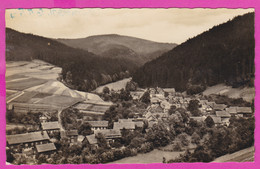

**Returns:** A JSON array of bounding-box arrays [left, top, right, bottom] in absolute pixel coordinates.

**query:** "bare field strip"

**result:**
[[6, 78, 48, 90], [36, 95, 84, 107]]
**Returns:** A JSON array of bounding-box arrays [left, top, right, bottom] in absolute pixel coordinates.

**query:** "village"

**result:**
[[6, 81, 254, 164]]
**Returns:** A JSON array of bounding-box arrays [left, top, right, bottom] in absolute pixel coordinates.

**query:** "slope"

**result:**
[[56, 34, 177, 66], [6, 28, 137, 91], [133, 13, 255, 92]]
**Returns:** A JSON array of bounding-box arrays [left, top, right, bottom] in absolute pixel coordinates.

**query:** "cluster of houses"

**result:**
[[6, 87, 253, 160], [141, 87, 253, 127]]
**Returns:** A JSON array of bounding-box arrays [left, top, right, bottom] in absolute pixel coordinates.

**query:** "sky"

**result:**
[[5, 8, 254, 44]]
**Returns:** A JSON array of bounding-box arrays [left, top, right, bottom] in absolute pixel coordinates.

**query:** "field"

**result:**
[[213, 146, 254, 162], [36, 95, 84, 108], [203, 84, 255, 102], [6, 78, 48, 91], [108, 149, 184, 164], [95, 78, 131, 93]]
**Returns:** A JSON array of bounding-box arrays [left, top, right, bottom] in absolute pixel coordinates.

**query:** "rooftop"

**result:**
[[94, 129, 121, 139], [85, 121, 108, 128], [86, 134, 97, 145], [7, 131, 50, 145], [216, 111, 231, 118], [41, 121, 60, 130], [237, 107, 252, 114], [113, 122, 135, 130], [36, 143, 56, 153]]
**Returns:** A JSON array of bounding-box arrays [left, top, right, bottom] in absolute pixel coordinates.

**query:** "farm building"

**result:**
[[236, 107, 253, 117], [85, 134, 98, 149], [6, 131, 50, 150], [61, 130, 78, 143], [209, 115, 222, 126], [35, 143, 56, 156], [213, 104, 228, 111], [41, 121, 60, 134], [216, 111, 231, 118], [94, 129, 121, 140], [225, 107, 238, 116], [85, 121, 108, 130], [113, 122, 135, 131]]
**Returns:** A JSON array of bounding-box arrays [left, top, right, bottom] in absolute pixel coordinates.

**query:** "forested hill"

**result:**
[[56, 34, 177, 66], [133, 13, 255, 92], [6, 28, 138, 92]]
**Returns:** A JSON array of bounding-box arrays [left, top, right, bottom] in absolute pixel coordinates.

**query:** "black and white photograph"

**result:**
[[5, 8, 255, 164]]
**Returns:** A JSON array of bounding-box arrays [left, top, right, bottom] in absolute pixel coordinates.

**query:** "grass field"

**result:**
[[6, 78, 48, 90], [203, 84, 255, 102], [213, 146, 254, 162], [108, 149, 184, 164], [36, 95, 83, 107], [95, 78, 131, 93]]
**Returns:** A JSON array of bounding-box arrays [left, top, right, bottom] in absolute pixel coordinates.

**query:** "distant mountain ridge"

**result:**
[[5, 28, 138, 92], [133, 13, 255, 92], [56, 34, 177, 66]]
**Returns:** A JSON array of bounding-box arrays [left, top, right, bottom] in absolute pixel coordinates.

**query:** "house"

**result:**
[[35, 143, 56, 156], [216, 111, 231, 118], [85, 121, 108, 130], [41, 121, 60, 134], [85, 134, 98, 149], [190, 116, 207, 123], [148, 121, 158, 128], [150, 97, 162, 104], [39, 115, 48, 123], [236, 107, 252, 117], [94, 129, 121, 140], [144, 112, 157, 122], [148, 104, 164, 114], [209, 115, 222, 126], [6, 131, 50, 150], [61, 130, 78, 143], [163, 88, 175, 95], [113, 122, 136, 131], [216, 111, 231, 126], [225, 107, 238, 116], [213, 104, 227, 111], [130, 91, 145, 100], [160, 100, 171, 113]]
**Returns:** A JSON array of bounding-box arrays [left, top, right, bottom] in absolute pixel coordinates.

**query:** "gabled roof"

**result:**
[[148, 121, 157, 128], [190, 116, 206, 122], [236, 107, 252, 114], [94, 129, 121, 139], [67, 130, 78, 136], [118, 119, 133, 123], [85, 121, 108, 128], [41, 121, 60, 130], [225, 107, 238, 114], [213, 104, 227, 110], [209, 115, 222, 124], [7, 131, 50, 145], [113, 122, 135, 130], [163, 88, 175, 93], [216, 111, 231, 118], [36, 143, 56, 153], [86, 134, 97, 145]]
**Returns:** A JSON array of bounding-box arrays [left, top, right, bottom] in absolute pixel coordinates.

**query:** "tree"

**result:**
[[103, 87, 110, 94], [187, 100, 201, 116], [78, 122, 93, 136], [140, 91, 150, 104], [96, 133, 109, 149], [205, 116, 215, 128], [125, 81, 138, 91]]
